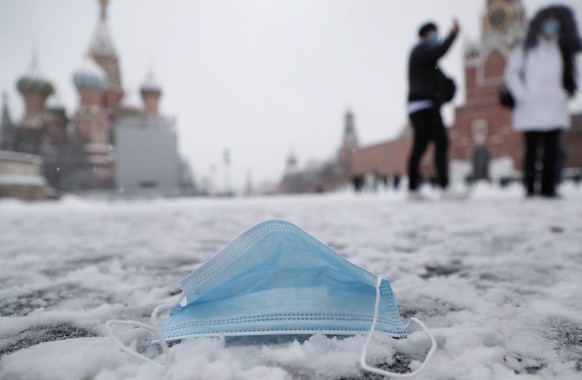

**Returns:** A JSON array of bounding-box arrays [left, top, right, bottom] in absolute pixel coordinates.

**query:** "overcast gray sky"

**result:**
[[1, 0, 581, 191]]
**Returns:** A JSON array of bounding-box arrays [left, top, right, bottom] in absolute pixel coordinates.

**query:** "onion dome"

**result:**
[[46, 94, 66, 113], [285, 151, 298, 173], [73, 57, 108, 91], [287, 152, 297, 167], [16, 57, 54, 97], [140, 71, 162, 97]]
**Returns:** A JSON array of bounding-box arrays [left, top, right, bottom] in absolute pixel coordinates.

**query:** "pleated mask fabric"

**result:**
[[158, 219, 408, 340]]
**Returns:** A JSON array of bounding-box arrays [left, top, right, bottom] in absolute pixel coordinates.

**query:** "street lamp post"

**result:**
[[223, 148, 230, 196]]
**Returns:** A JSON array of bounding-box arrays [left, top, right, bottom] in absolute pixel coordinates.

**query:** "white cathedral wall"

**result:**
[[114, 115, 180, 195]]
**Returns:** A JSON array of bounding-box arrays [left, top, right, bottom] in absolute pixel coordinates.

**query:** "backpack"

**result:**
[[435, 67, 456, 103]]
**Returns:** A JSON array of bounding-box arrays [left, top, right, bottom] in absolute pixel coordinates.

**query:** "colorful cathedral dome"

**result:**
[[16, 57, 54, 97], [46, 94, 66, 113], [73, 57, 108, 91], [140, 71, 162, 96]]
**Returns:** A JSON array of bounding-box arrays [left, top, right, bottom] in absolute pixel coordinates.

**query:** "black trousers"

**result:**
[[408, 107, 449, 191], [523, 129, 562, 196]]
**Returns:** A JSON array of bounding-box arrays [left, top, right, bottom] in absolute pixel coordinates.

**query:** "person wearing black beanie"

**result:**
[[418, 22, 438, 38], [406, 19, 460, 200]]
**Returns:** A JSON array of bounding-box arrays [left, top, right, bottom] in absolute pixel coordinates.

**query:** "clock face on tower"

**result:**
[[485, 1, 514, 32]]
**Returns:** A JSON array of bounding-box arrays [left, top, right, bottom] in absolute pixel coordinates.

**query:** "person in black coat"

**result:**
[[406, 20, 459, 197]]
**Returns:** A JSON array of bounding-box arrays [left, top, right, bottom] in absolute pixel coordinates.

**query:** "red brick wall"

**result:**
[[483, 49, 506, 80], [79, 88, 105, 107], [352, 140, 395, 176], [74, 110, 110, 146], [92, 54, 124, 108], [351, 132, 434, 177], [451, 49, 523, 172]]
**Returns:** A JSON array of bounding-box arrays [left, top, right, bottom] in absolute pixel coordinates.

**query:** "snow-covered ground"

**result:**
[[1, 183, 581, 380]]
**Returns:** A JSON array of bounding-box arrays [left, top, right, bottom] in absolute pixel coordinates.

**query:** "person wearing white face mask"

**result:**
[[406, 19, 460, 200], [504, 5, 581, 198]]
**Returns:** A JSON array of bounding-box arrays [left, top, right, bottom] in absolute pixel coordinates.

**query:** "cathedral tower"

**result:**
[[89, 0, 123, 109], [341, 109, 359, 150], [140, 71, 162, 116], [73, 57, 108, 145], [338, 109, 359, 180], [72, 56, 112, 186], [67, 0, 124, 188], [16, 54, 54, 130]]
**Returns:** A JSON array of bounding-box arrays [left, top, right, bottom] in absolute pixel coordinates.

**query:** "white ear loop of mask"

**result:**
[[360, 277, 437, 378], [105, 293, 183, 369], [107, 281, 436, 376]]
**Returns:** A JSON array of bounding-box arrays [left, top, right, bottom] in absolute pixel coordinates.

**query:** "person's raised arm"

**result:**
[[419, 19, 460, 64]]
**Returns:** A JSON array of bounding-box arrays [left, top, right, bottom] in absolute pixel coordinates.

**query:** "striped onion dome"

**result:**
[[72, 57, 108, 91]]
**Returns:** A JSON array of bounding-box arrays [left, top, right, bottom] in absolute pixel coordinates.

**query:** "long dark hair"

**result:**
[[523, 5, 582, 96]]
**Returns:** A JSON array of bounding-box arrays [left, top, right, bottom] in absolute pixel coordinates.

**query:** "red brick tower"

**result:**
[[73, 58, 108, 144], [450, 0, 527, 179], [72, 56, 112, 186], [338, 109, 359, 180], [12, 53, 55, 154], [89, 0, 123, 110], [69, 0, 124, 187], [16, 54, 54, 131]]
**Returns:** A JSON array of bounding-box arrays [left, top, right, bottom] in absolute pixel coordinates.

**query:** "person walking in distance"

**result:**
[[504, 5, 581, 198], [407, 19, 460, 199]]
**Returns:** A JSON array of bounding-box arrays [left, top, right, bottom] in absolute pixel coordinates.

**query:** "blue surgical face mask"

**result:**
[[163, 219, 407, 340], [426, 31, 440, 47], [106, 220, 436, 378], [542, 19, 560, 37]]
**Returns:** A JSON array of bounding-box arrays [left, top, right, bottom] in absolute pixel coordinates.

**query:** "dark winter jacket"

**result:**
[[407, 31, 458, 104]]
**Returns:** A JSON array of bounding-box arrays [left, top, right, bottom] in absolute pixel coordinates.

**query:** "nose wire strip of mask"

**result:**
[[360, 277, 437, 378], [105, 293, 182, 369]]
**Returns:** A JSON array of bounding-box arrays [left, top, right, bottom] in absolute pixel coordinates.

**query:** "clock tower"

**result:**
[[450, 0, 527, 181], [482, 0, 526, 47]]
